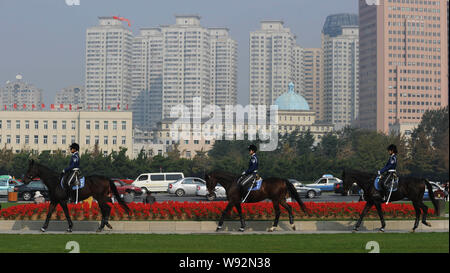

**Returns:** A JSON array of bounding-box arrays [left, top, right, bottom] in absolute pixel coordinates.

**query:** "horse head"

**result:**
[[23, 159, 40, 184]]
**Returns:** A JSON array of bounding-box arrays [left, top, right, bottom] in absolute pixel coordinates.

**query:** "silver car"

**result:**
[[167, 177, 206, 197], [288, 179, 322, 199], [196, 183, 227, 201]]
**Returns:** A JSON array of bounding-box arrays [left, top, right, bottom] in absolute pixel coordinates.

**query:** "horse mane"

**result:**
[[208, 170, 239, 184], [34, 162, 59, 178]]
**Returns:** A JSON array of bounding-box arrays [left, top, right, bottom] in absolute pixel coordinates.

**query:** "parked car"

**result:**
[[334, 181, 362, 196], [424, 182, 448, 200], [306, 174, 342, 192], [288, 179, 321, 199], [168, 177, 206, 197], [112, 178, 135, 185], [112, 180, 143, 197], [0, 175, 22, 196], [132, 172, 184, 193], [196, 183, 226, 201], [14, 180, 49, 201]]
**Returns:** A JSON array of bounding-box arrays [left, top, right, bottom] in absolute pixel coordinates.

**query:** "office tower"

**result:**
[[322, 13, 360, 130], [131, 28, 163, 129], [85, 17, 133, 110], [249, 21, 299, 106], [358, 0, 448, 133], [209, 28, 238, 109], [55, 86, 85, 106], [0, 75, 43, 107], [302, 48, 324, 121]]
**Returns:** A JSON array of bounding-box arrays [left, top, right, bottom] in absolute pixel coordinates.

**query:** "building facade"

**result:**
[[358, 0, 448, 133], [249, 21, 300, 106], [322, 14, 360, 130], [85, 17, 133, 110], [301, 48, 324, 122], [54, 86, 85, 106], [0, 111, 133, 157], [0, 75, 43, 108]]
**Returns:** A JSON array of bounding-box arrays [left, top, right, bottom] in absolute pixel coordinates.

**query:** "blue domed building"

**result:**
[[273, 83, 333, 142]]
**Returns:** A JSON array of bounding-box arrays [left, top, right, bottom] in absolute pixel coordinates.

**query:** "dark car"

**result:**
[[334, 181, 361, 196], [15, 180, 49, 201]]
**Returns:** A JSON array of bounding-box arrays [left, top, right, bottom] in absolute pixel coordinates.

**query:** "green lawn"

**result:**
[[0, 233, 447, 253]]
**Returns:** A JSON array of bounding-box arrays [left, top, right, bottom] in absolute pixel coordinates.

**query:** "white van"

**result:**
[[133, 173, 184, 193]]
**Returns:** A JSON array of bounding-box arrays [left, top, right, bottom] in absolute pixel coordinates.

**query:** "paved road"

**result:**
[[1, 192, 361, 204]]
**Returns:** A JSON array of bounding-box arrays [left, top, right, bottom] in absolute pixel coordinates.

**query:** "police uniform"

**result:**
[[239, 153, 259, 187], [379, 154, 397, 175], [64, 151, 80, 173]]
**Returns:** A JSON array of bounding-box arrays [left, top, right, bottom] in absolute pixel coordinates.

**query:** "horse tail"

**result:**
[[109, 179, 131, 215], [424, 179, 439, 216], [284, 179, 309, 215]]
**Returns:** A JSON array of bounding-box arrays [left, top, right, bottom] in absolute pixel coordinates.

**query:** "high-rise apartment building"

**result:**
[[358, 0, 448, 133], [0, 75, 43, 108], [302, 48, 324, 121], [54, 86, 85, 106], [131, 28, 163, 129], [249, 21, 300, 106], [209, 28, 238, 109], [322, 14, 359, 130], [85, 17, 133, 110]]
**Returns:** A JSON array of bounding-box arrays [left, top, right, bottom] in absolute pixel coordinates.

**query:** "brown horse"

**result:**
[[205, 170, 309, 232], [23, 160, 130, 232]]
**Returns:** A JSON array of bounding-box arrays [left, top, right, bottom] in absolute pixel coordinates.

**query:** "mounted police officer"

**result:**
[[61, 143, 81, 192], [374, 144, 398, 200], [237, 144, 259, 189]]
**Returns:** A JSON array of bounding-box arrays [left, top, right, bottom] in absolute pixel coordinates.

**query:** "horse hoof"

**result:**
[[291, 224, 296, 231], [216, 226, 222, 232], [268, 227, 276, 232], [239, 227, 245, 232], [410, 229, 415, 233], [96, 228, 103, 233], [66, 228, 73, 233], [352, 228, 358, 233], [106, 223, 113, 229], [423, 222, 432, 227], [40, 227, 46, 233], [378, 228, 385, 233]]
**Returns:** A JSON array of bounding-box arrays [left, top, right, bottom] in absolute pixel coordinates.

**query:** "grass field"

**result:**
[[0, 233, 447, 253]]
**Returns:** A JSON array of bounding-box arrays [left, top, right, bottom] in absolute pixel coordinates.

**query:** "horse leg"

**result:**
[[41, 201, 57, 232], [418, 201, 431, 227], [269, 201, 281, 232], [96, 201, 109, 232], [373, 202, 386, 232], [60, 201, 74, 232], [280, 200, 295, 230], [216, 202, 233, 231], [411, 202, 421, 232], [234, 204, 246, 232], [353, 201, 373, 232]]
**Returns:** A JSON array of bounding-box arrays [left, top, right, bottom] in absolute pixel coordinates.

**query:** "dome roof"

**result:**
[[274, 83, 310, 111]]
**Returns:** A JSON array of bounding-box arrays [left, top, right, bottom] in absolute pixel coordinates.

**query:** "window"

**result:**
[[86, 136, 90, 145], [43, 121, 48, 129], [121, 121, 126, 130], [52, 121, 57, 129], [104, 136, 108, 145], [86, 121, 90, 130], [0, 120, 2, 129], [138, 175, 148, 181], [43, 135, 48, 144], [104, 121, 108, 130], [52, 135, 57, 144], [34, 135, 39, 144], [71, 121, 76, 130], [62, 121, 66, 130], [62, 135, 66, 144], [112, 136, 117, 145], [121, 136, 126, 145], [95, 136, 99, 145], [16, 120, 20, 129], [6, 135, 11, 144], [186, 151, 191, 158], [7, 120, 11, 129], [95, 121, 99, 130], [25, 135, 29, 144], [113, 121, 117, 130], [150, 174, 164, 181], [15, 135, 20, 144], [71, 135, 75, 144]]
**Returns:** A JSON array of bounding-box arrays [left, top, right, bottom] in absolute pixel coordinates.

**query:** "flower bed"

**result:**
[[0, 201, 435, 221]]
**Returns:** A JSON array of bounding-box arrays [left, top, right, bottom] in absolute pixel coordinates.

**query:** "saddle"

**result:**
[[240, 174, 263, 203], [61, 168, 84, 190]]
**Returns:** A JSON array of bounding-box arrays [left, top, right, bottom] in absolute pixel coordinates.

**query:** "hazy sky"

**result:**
[[0, 0, 358, 105]]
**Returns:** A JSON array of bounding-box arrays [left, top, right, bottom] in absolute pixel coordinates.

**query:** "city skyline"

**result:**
[[0, 0, 358, 106]]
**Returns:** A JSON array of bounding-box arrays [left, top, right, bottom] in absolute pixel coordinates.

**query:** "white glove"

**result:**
[[241, 171, 246, 175], [377, 171, 380, 176]]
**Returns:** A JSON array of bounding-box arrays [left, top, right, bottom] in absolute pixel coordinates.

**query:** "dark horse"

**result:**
[[205, 171, 309, 232], [342, 169, 439, 232], [23, 160, 130, 232]]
